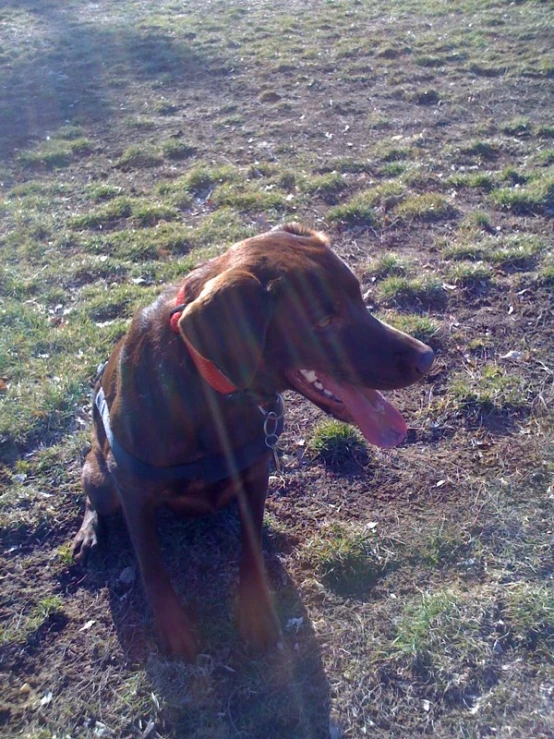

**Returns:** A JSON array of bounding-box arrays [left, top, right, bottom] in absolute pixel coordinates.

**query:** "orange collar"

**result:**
[[170, 284, 238, 395]]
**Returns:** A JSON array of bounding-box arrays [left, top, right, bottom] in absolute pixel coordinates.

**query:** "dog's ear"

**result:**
[[177, 269, 273, 390]]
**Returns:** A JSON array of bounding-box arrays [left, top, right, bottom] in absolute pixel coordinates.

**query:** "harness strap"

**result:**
[[95, 388, 283, 484]]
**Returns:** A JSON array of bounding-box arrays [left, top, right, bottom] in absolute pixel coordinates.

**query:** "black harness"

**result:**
[[95, 387, 284, 484]]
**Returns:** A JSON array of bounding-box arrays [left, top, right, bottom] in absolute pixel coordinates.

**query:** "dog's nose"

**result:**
[[414, 347, 434, 376]]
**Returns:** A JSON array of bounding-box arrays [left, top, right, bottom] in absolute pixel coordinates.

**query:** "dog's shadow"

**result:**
[[97, 506, 330, 738]]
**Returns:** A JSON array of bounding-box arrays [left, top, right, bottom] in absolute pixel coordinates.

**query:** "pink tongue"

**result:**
[[318, 372, 407, 449]]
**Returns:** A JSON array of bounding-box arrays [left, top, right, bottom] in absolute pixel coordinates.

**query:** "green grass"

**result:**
[[211, 181, 290, 212], [394, 193, 456, 222], [300, 172, 348, 200], [382, 312, 440, 343], [390, 588, 492, 698], [416, 526, 468, 568], [539, 263, 554, 285], [87, 183, 124, 202], [309, 420, 368, 469], [500, 117, 531, 136], [327, 194, 378, 227], [0, 595, 65, 645], [69, 197, 134, 230], [1, 1, 553, 737], [503, 583, 554, 655], [364, 253, 407, 279], [491, 170, 554, 214], [327, 182, 405, 226], [458, 140, 500, 161], [115, 144, 164, 169], [19, 138, 93, 170], [447, 262, 492, 288], [377, 276, 446, 308], [450, 364, 528, 413], [161, 139, 196, 160], [443, 234, 543, 271], [447, 171, 496, 191], [303, 523, 385, 596]]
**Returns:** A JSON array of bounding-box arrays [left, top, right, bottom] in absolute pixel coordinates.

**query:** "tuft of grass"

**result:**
[[390, 589, 489, 693], [131, 200, 179, 227], [470, 210, 494, 230], [309, 420, 368, 469], [417, 526, 468, 568], [500, 117, 531, 136], [87, 183, 123, 202], [327, 194, 378, 227], [178, 163, 239, 196], [394, 193, 456, 222], [458, 140, 500, 161], [1, 595, 65, 645], [365, 253, 407, 280], [444, 234, 542, 271], [381, 147, 410, 163], [537, 148, 554, 166], [450, 364, 527, 412], [539, 263, 554, 285], [300, 172, 347, 200], [447, 262, 492, 288], [503, 583, 554, 655], [380, 161, 407, 177], [19, 138, 93, 170], [327, 182, 405, 226], [442, 239, 483, 260], [115, 144, 164, 169], [153, 100, 180, 115], [211, 181, 289, 212], [501, 167, 528, 185], [535, 123, 554, 138], [161, 139, 196, 160], [447, 172, 496, 191], [383, 312, 440, 343], [327, 158, 374, 174], [377, 276, 446, 308], [486, 234, 542, 270], [303, 523, 385, 596], [70, 197, 133, 230], [491, 170, 554, 214]]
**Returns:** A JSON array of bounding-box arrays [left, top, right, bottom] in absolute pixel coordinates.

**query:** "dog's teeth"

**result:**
[[300, 370, 317, 383], [323, 389, 333, 397], [314, 381, 324, 391]]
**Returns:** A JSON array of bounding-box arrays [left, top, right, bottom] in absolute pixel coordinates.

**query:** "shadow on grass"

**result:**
[[0, 6, 229, 159], [79, 505, 331, 738]]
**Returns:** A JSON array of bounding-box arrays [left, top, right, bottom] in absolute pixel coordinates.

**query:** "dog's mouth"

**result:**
[[286, 369, 407, 449]]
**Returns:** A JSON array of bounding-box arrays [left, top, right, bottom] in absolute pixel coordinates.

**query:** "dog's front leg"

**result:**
[[117, 485, 198, 661], [236, 459, 281, 651]]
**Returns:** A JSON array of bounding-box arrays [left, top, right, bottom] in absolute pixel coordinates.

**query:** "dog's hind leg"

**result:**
[[72, 444, 120, 563]]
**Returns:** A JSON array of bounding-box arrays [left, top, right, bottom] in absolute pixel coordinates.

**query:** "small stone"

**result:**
[[119, 566, 136, 585]]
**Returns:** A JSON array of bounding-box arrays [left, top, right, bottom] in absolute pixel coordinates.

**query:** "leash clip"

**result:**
[[258, 394, 284, 471]]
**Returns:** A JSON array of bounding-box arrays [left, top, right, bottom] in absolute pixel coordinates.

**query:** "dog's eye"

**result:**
[[315, 315, 333, 328]]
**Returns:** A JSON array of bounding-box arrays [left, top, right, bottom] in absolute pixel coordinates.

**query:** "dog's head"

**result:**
[[177, 223, 434, 448]]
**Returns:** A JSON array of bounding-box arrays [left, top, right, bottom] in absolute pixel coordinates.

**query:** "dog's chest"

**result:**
[[164, 474, 246, 516]]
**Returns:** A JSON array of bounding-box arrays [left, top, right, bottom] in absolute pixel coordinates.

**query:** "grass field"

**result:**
[[1, 0, 553, 737]]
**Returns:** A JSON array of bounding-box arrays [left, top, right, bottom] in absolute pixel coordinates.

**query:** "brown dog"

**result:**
[[72, 223, 434, 660]]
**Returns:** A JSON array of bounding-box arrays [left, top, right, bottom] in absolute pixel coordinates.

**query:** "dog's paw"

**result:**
[[238, 584, 281, 652], [155, 610, 199, 662], [71, 526, 98, 565]]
